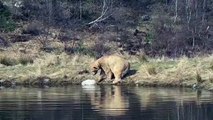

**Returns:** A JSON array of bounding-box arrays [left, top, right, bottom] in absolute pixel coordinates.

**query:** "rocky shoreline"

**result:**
[[0, 74, 212, 92]]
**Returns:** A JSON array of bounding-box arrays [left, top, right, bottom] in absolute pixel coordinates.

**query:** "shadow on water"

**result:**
[[0, 86, 212, 120]]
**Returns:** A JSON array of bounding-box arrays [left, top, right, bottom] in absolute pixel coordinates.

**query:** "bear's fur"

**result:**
[[90, 54, 130, 84]]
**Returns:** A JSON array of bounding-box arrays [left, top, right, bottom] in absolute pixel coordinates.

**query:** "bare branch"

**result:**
[[88, 0, 113, 25], [174, 0, 178, 23]]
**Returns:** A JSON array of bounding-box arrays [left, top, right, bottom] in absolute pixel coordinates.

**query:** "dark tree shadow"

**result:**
[[124, 69, 137, 78]]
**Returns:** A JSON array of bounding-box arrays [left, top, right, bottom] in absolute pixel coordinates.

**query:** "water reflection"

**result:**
[[132, 88, 213, 120], [83, 85, 129, 116], [0, 86, 212, 120]]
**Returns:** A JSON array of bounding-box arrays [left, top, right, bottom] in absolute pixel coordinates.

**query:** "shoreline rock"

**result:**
[[0, 76, 212, 92]]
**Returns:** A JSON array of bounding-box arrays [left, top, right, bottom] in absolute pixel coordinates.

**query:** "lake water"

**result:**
[[0, 85, 212, 120]]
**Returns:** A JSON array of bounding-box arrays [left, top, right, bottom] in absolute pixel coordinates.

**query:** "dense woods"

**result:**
[[0, 0, 212, 57]]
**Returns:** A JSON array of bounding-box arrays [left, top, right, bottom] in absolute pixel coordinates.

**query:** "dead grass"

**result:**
[[134, 55, 213, 90], [0, 51, 34, 66], [0, 51, 78, 78], [139, 63, 157, 77], [0, 39, 212, 90], [0, 51, 212, 82]]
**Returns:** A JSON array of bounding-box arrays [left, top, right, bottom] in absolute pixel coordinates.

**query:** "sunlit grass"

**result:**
[[134, 55, 213, 90], [0, 51, 94, 83], [0, 41, 212, 90]]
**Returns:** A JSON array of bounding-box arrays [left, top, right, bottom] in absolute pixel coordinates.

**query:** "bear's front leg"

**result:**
[[106, 70, 113, 81], [97, 69, 106, 83], [112, 71, 122, 84]]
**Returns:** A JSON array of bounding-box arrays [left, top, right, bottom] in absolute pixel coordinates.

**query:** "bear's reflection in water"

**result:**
[[83, 85, 129, 116], [82, 85, 213, 117]]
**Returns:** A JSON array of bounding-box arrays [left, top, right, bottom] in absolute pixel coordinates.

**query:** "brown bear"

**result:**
[[90, 54, 130, 84]]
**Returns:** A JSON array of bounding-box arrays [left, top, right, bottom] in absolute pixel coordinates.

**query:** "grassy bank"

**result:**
[[131, 55, 213, 91], [0, 44, 212, 91]]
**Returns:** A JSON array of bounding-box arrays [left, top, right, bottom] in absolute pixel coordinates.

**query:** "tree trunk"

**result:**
[[79, 0, 82, 20]]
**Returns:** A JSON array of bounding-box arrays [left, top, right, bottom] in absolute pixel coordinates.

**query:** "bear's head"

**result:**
[[90, 61, 100, 75]]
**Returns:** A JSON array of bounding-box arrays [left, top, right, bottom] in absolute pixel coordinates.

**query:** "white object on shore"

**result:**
[[81, 79, 96, 86]]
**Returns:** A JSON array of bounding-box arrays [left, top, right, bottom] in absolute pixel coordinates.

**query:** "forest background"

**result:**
[[0, 0, 212, 57]]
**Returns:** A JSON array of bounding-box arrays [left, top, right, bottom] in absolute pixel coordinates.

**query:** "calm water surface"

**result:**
[[0, 85, 212, 120]]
